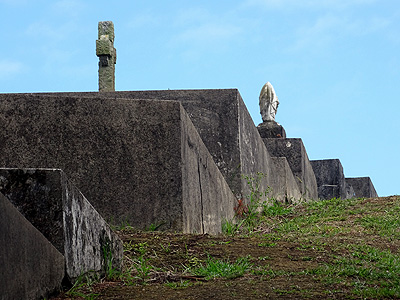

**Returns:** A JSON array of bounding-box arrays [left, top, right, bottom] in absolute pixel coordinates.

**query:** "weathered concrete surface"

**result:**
[[180, 108, 236, 233], [271, 157, 302, 202], [0, 192, 64, 300], [346, 177, 378, 198], [96, 21, 116, 92], [40, 89, 301, 203], [257, 121, 286, 138], [0, 94, 236, 233], [310, 159, 347, 199], [262, 138, 318, 200], [0, 168, 123, 281]]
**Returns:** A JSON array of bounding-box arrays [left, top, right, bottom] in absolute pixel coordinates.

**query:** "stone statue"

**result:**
[[259, 82, 279, 122], [96, 21, 117, 92]]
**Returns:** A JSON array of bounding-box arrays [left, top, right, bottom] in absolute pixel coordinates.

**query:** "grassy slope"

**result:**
[[53, 196, 400, 300]]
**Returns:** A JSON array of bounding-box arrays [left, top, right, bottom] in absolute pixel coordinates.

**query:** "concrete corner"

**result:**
[[310, 159, 347, 199], [0, 168, 123, 282], [0, 94, 236, 234], [270, 157, 302, 202], [346, 177, 378, 198], [0, 192, 64, 300], [262, 138, 318, 200]]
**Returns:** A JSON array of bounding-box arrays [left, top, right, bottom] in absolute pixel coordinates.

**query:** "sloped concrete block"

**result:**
[[262, 138, 318, 200], [0, 94, 236, 233], [0, 192, 64, 300], [42, 89, 301, 202], [270, 157, 302, 202], [0, 168, 123, 281], [346, 177, 378, 198], [310, 159, 347, 200]]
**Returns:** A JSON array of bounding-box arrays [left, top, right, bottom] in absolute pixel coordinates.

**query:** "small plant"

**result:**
[[234, 198, 248, 216], [165, 279, 191, 289], [222, 218, 245, 236], [190, 255, 252, 280], [262, 200, 293, 217], [133, 256, 153, 282], [160, 242, 171, 253], [66, 273, 100, 300], [147, 222, 166, 231], [102, 238, 119, 280]]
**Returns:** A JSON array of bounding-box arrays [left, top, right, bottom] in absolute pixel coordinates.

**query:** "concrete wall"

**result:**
[[271, 157, 302, 202], [0, 94, 236, 233], [180, 107, 236, 233], [262, 138, 318, 200], [310, 159, 347, 199], [37, 89, 301, 203], [0, 168, 123, 281], [346, 177, 378, 198], [0, 192, 64, 300]]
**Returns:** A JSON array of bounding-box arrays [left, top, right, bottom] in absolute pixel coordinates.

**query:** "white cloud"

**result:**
[[25, 21, 80, 41], [127, 12, 160, 29], [0, 60, 24, 79], [174, 22, 242, 46], [51, 0, 85, 17], [169, 6, 244, 56], [287, 13, 391, 53], [244, 0, 376, 10]]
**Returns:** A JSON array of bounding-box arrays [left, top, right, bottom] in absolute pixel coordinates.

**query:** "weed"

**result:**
[[224, 172, 272, 235], [262, 200, 293, 217], [101, 237, 120, 280], [133, 256, 153, 282], [257, 255, 272, 261], [66, 273, 100, 300], [160, 242, 171, 254], [190, 256, 252, 280], [165, 279, 191, 289], [222, 218, 245, 236], [147, 222, 166, 231]]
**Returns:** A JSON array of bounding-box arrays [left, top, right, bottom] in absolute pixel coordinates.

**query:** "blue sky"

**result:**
[[1, 0, 399, 196]]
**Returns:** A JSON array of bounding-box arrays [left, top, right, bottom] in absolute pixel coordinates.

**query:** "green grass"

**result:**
[[56, 195, 400, 299], [224, 195, 400, 298], [190, 256, 253, 280], [309, 244, 400, 298]]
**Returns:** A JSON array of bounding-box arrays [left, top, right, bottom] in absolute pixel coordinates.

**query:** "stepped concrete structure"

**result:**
[[260, 138, 318, 200], [0, 24, 379, 299], [310, 159, 347, 199], [0, 168, 123, 282], [346, 177, 378, 198], [309, 159, 377, 200], [37, 89, 302, 203], [0, 192, 64, 300], [0, 94, 236, 232]]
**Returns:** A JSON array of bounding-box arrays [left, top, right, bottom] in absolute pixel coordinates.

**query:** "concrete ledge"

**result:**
[[262, 138, 318, 199], [0, 94, 236, 233], [346, 177, 378, 198], [310, 159, 347, 199], [0, 168, 123, 281], [0, 192, 64, 300]]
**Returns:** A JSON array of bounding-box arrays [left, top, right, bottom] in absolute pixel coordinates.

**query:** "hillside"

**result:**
[[52, 196, 400, 300]]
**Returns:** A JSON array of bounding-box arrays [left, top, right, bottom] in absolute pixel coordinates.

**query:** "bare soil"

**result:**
[[51, 196, 400, 300]]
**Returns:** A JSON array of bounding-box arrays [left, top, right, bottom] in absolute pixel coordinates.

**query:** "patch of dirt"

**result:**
[[52, 196, 400, 299], [52, 232, 345, 300]]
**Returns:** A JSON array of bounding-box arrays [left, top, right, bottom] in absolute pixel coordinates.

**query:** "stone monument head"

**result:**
[[259, 82, 279, 122]]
